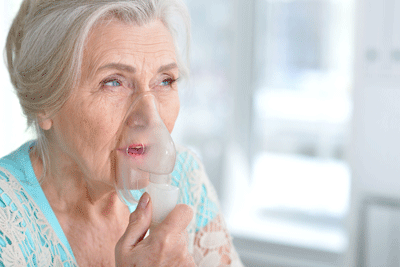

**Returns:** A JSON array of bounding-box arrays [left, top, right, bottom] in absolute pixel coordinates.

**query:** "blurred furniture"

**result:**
[[356, 196, 400, 267]]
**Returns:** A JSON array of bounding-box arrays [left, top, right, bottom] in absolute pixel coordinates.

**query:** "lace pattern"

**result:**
[[173, 146, 244, 267], [0, 144, 243, 266], [0, 167, 77, 267]]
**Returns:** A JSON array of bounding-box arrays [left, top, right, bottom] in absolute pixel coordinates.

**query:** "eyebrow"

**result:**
[[97, 63, 136, 73], [96, 62, 178, 75], [157, 62, 178, 73]]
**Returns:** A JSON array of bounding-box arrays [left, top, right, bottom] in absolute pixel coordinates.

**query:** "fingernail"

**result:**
[[139, 192, 150, 210]]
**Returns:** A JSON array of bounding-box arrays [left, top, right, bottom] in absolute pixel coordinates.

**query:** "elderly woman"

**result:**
[[0, 0, 243, 266]]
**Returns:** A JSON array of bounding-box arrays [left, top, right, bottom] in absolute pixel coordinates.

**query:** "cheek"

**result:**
[[57, 100, 122, 154], [84, 109, 124, 149], [163, 96, 180, 133]]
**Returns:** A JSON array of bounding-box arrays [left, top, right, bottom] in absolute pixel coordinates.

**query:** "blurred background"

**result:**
[[2, 0, 400, 266]]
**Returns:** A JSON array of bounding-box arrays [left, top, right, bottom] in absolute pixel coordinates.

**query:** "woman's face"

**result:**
[[46, 20, 180, 185]]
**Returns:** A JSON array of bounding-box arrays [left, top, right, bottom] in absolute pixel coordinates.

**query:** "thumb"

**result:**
[[119, 192, 152, 248]]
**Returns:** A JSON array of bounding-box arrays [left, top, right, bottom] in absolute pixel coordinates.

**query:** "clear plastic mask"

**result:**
[[115, 92, 177, 206]]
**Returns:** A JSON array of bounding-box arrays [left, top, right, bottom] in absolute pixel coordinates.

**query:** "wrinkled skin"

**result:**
[[31, 20, 195, 266]]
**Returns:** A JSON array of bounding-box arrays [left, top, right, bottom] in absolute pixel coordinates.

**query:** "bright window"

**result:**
[[177, 0, 355, 255]]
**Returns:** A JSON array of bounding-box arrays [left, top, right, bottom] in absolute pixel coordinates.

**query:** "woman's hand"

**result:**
[[115, 192, 196, 267]]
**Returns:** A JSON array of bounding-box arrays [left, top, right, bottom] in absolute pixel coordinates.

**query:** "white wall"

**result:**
[[0, 1, 35, 158], [346, 0, 400, 266]]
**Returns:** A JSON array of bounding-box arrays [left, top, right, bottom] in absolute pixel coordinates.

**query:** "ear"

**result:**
[[37, 112, 53, 131]]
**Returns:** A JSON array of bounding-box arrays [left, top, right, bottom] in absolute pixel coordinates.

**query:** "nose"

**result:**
[[115, 91, 177, 205], [125, 93, 160, 129]]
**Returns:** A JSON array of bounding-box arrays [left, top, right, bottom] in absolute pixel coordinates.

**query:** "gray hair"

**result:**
[[5, 0, 190, 180]]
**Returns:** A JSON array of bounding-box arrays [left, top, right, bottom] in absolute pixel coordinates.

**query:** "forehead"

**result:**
[[82, 19, 177, 74]]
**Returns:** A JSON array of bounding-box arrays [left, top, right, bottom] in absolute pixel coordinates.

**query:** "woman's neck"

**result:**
[[29, 146, 127, 220]]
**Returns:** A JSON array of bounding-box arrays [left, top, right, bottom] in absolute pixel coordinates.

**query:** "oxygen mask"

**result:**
[[115, 92, 178, 216]]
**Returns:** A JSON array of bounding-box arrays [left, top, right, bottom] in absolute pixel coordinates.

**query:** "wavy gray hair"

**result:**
[[5, 0, 190, 180]]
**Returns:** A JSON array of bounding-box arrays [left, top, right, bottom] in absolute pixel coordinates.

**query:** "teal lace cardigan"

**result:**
[[0, 141, 242, 267]]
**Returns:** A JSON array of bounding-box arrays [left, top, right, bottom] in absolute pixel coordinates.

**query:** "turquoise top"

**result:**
[[0, 141, 219, 266]]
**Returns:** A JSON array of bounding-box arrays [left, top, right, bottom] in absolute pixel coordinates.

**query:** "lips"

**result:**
[[126, 144, 145, 156]]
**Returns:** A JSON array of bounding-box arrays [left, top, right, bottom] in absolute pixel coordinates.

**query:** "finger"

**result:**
[[159, 204, 193, 233], [119, 192, 152, 248]]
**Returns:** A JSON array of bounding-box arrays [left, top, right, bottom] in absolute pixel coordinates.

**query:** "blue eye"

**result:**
[[160, 78, 175, 87], [104, 80, 121, 87]]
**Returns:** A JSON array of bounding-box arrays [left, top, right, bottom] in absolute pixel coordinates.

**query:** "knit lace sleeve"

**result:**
[[0, 166, 77, 266], [172, 147, 244, 267]]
